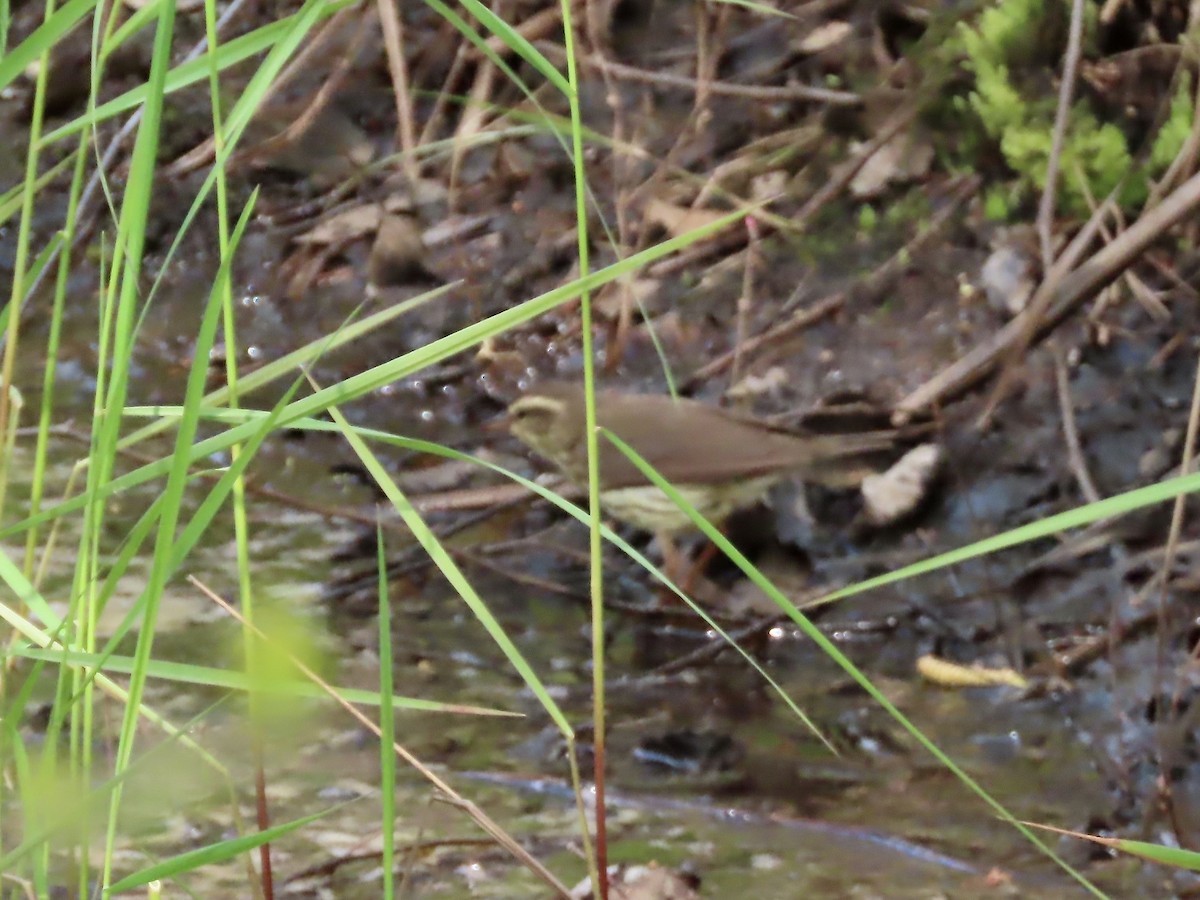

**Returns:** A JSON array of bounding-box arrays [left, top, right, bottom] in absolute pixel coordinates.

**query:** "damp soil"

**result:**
[[5, 0, 1200, 897]]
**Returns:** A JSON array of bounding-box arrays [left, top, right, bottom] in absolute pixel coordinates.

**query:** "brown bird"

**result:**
[[505, 382, 898, 578]]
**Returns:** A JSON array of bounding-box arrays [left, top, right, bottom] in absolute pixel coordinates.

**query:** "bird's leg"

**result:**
[[656, 532, 722, 599], [656, 531, 686, 587], [682, 540, 721, 594]]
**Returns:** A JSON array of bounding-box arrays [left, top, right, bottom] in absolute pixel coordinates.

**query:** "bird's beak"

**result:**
[[482, 411, 513, 434]]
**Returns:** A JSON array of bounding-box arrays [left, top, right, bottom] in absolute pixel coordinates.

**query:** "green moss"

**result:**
[[961, 0, 1046, 68], [857, 203, 878, 233], [948, 0, 1184, 217], [983, 184, 1015, 220], [999, 111, 1140, 209], [1150, 77, 1195, 171], [882, 189, 932, 229]]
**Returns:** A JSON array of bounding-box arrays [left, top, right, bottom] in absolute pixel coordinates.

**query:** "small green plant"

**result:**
[[1149, 77, 1195, 171], [952, 0, 1191, 216]]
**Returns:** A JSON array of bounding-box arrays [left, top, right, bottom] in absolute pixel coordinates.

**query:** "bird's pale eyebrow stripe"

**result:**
[[510, 397, 566, 416]]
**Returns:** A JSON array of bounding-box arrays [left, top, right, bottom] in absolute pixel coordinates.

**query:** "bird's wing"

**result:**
[[592, 395, 888, 488]]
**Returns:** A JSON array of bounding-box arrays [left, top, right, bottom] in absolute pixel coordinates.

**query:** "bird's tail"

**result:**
[[793, 396, 938, 489], [802, 429, 907, 488]]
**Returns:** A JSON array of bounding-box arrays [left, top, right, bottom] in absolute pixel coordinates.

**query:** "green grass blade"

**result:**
[[453, 0, 569, 94], [599, 429, 1105, 897], [0, 0, 95, 92], [319, 391, 573, 735], [108, 807, 334, 891], [0, 215, 752, 541], [38, 0, 358, 145], [118, 283, 456, 450], [377, 525, 397, 899], [12, 646, 516, 715]]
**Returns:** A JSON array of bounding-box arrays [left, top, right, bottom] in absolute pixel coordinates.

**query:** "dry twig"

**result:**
[[22, 0, 255, 304], [376, 0, 420, 186], [683, 173, 976, 388], [1051, 342, 1100, 504], [895, 167, 1200, 423], [193, 577, 572, 898], [1035, 0, 1085, 270], [647, 103, 915, 278], [730, 216, 760, 385], [168, 6, 367, 177], [536, 41, 861, 106]]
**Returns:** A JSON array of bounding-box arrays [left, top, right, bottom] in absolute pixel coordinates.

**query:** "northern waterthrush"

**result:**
[[505, 382, 898, 540]]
